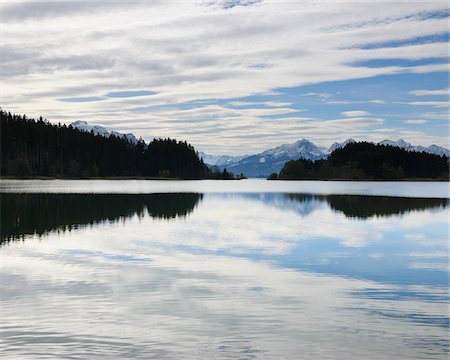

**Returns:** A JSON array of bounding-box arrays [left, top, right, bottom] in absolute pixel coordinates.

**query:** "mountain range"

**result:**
[[197, 152, 247, 167], [68, 121, 449, 177], [70, 121, 139, 145], [203, 138, 450, 177]]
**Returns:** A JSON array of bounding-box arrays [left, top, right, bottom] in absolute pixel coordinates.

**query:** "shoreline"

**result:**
[[267, 178, 449, 182], [0, 176, 243, 181], [0, 176, 448, 182]]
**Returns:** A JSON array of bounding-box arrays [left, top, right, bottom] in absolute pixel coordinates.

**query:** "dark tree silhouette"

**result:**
[[0, 109, 214, 179], [276, 142, 449, 180]]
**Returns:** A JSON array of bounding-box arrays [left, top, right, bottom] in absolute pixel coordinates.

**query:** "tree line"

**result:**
[[0, 110, 239, 179], [270, 142, 449, 180]]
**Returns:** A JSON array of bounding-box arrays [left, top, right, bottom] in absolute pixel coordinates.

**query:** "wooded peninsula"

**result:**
[[0, 110, 240, 179], [269, 142, 449, 181]]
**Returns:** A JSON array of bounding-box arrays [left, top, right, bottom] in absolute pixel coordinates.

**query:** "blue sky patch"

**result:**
[[106, 90, 157, 98], [59, 96, 104, 102]]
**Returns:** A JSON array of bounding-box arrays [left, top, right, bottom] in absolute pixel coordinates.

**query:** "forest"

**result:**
[[271, 142, 449, 180], [0, 110, 238, 179]]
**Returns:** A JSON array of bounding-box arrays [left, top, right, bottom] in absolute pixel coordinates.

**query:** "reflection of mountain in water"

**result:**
[[285, 194, 449, 219], [213, 193, 327, 217], [1, 193, 203, 244]]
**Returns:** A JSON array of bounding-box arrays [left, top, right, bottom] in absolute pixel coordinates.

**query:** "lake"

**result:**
[[1, 179, 449, 359]]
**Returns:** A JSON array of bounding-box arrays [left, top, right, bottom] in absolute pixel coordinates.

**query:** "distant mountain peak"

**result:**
[[327, 138, 356, 153], [424, 144, 450, 157], [202, 137, 449, 177], [259, 138, 324, 159], [69, 121, 139, 144], [198, 151, 247, 166], [379, 139, 411, 148], [71, 120, 88, 126]]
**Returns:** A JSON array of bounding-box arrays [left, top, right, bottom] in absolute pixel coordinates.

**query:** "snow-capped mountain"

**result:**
[[222, 139, 327, 177], [379, 139, 412, 149], [327, 138, 356, 153], [425, 144, 450, 157], [70, 121, 139, 145], [378, 139, 425, 152], [378, 139, 449, 157], [328, 138, 449, 157], [198, 152, 247, 166], [259, 138, 325, 160], [206, 138, 449, 177]]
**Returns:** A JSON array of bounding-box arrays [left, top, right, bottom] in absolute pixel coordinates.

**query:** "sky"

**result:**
[[1, 0, 449, 155]]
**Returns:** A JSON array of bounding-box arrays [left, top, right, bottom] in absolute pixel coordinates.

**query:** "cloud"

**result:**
[[422, 112, 449, 120], [408, 262, 449, 271], [263, 101, 294, 107], [400, 101, 449, 108], [228, 101, 293, 107], [402, 119, 428, 124], [341, 110, 371, 117], [408, 251, 448, 259], [1, 1, 448, 153], [410, 88, 450, 96], [106, 90, 157, 98], [322, 117, 384, 127], [302, 92, 332, 99], [0, 1, 131, 22]]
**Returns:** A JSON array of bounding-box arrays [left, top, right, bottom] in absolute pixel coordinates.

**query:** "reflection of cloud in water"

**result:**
[[134, 195, 447, 251], [1, 247, 448, 359], [64, 249, 153, 263], [408, 262, 449, 272], [1, 191, 449, 358], [358, 308, 449, 329], [350, 287, 449, 303], [3, 193, 448, 251], [2, 192, 448, 288]]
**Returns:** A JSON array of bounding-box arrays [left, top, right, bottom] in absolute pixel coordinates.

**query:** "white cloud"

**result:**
[[400, 101, 449, 108], [341, 110, 371, 117], [228, 100, 293, 107], [264, 101, 294, 107], [0, 1, 448, 152], [402, 119, 428, 124], [302, 92, 332, 99], [408, 262, 449, 271], [408, 251, 448, 259], [410, 88, 450, 96], [422, 112, 449, 120]]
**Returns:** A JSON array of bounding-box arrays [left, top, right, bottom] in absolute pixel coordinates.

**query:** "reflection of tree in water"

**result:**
[[285, 194, 449, 219], [2, 192, 448, 245], [1, 193, 203, 244]]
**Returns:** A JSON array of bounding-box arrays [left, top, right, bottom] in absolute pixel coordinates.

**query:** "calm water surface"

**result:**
[[1, 180, 449, 359]]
